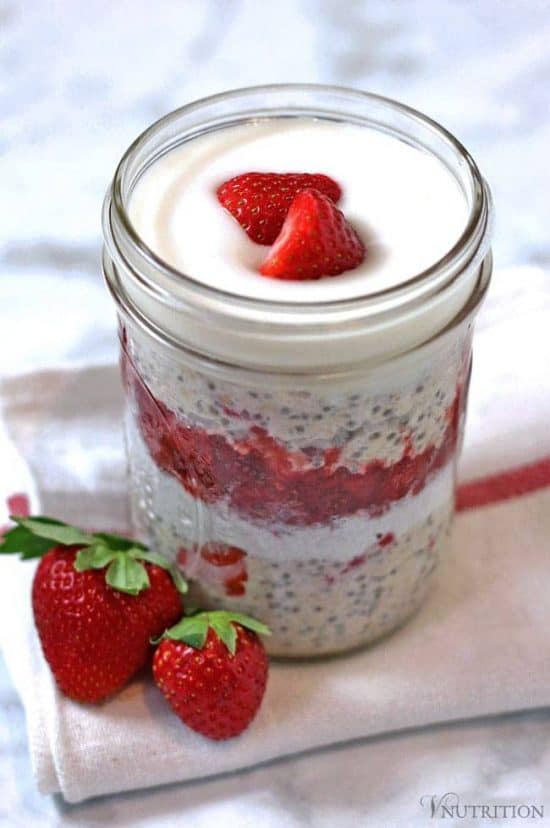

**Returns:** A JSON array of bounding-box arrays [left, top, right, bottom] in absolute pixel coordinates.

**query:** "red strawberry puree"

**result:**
[[129, 353, 460, 527]]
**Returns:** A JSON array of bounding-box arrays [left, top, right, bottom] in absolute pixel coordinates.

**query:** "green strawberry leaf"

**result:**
[[74, 544, 118, 571], [162, 614, 210, 649], [0, 525, 54, 559], [17, 516, 66, 526], [11, 517, 95, 547], [169, 565, 188, 595], [128, 548, 171, 568], [106, 554, 150, 596], [128, 549, 188, 595], [158, 610, 270, 655], [92, 532, 147, 551], [208, 613, 237, 655], [217, 611, 271, 638]]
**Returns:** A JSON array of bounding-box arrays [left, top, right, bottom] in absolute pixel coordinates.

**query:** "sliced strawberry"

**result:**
[[216, 172, 341, 245], [260, 188, 366, 280], [200, 543, 246, 567], [224, 570, 248, 596]]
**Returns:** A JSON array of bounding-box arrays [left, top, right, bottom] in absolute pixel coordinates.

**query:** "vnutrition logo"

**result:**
[[419, 792, 544, 820]]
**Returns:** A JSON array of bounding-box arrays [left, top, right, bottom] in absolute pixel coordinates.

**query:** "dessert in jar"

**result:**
[[102, 85, 492, 657]]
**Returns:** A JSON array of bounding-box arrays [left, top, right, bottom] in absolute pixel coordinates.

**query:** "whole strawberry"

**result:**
[[217, 172, 342, 244], [153, 611, 269, 740], [0, 516, 186, 703]]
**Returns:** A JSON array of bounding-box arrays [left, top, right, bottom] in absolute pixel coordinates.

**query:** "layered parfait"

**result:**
[[121, 117, 472, 656]]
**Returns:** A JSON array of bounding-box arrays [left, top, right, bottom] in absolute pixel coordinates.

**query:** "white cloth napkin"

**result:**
[[1, 266, 550, 804]]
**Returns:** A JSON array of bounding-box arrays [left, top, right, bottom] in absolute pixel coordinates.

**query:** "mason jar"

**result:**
[[102, 85, 492, 657]]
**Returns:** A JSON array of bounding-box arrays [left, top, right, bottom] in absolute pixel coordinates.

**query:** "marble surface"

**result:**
[[1, 1, 550, 825]]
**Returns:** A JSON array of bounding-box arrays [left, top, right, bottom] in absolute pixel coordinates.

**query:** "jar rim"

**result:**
[[103, 84, 493, 371]]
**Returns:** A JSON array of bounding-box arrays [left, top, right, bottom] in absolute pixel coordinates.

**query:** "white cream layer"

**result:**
[[128, 119, 468, 304]]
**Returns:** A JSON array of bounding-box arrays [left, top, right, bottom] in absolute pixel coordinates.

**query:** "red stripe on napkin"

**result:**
[[7, 493, 30, 518], [1, 493, 31, 537], [457, 456, 550, 511]]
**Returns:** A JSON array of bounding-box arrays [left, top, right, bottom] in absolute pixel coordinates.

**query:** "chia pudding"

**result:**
[[102, 86, 493, 657]]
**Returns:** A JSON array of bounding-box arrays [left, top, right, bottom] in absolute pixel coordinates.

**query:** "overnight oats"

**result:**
[[102, 86, 492, 657]]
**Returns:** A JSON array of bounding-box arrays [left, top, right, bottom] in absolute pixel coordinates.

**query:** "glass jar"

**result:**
[[102, 85, 492, 657]]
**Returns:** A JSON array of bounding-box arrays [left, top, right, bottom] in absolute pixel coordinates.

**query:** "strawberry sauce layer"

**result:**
[[126, 355, 460, 527]]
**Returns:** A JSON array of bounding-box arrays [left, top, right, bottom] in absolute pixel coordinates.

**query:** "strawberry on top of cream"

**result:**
[[128, 118, 469, 303]]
